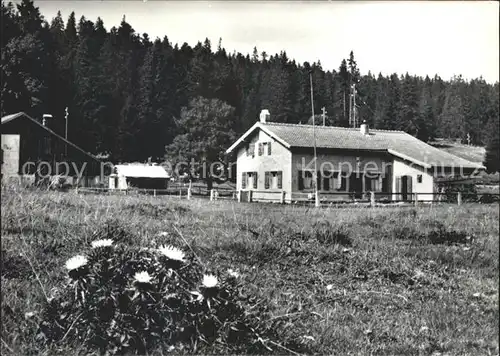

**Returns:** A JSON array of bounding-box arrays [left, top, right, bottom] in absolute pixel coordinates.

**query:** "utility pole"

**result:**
[[65, 107, 69, 156], [353, 84, 357, 128], [349, 92, 353, 127], [343, 91, 346, 124], [321, 107, 327, 126], [309, 71, 319, 208]]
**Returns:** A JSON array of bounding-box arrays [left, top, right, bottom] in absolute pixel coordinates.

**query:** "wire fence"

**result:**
[[72, 186, 500, 206]]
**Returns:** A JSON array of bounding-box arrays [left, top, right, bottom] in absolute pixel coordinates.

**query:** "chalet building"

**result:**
[[226, 110, 485, 203], [1, 112, 102, 186]]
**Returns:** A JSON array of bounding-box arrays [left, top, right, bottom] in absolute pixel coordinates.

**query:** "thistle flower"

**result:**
[[134, 271, 152, 284], [158, 245, 185, 262], [227, 269, 240, 278], [65, 255, 88, 271], [91, 239, 113, 248], [202, 274, 218, 288]]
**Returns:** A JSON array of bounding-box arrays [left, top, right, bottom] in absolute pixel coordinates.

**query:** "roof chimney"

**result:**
[[360, 120, 369, 135], [42, 114, 53, 126], [259, 109, 270, 123]]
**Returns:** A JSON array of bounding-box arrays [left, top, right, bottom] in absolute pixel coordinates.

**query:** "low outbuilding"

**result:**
[[108, 164, 170, 190]]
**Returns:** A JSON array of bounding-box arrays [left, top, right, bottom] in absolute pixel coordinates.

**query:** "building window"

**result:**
[[242, 171, 258, 189], [417, 174, 423, 183], [298, 170, 313, 190], [258, 142, 272, 156], [265, 171, 282, 189], [246, 143, 255, 157], [364, 173, 384, 192], [333, 172, 348, 191]]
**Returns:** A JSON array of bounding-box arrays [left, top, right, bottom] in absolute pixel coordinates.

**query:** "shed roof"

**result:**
[[226, 122, 484, 170], [1, 112, 99, 162], [113, 164, 170, 179]]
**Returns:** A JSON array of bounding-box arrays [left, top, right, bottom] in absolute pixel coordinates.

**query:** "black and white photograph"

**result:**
[[1, 0, 499, 355]]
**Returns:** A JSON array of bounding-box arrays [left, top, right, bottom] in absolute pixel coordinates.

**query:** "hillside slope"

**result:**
[[431, 139, 485, 164]]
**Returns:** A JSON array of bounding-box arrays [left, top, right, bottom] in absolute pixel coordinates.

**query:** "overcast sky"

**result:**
[[33, 1, 499, 83]]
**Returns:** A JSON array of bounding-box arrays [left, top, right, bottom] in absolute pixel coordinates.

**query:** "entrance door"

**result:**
[[399, 175, 413, 201], [350, 175, 363, 199]]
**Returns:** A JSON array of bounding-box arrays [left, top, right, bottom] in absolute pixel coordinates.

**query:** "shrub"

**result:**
[[0, 249, 32, 279], [36, 239, 283, 355], [311, 220, 352, 246], [426, 226, 472, 245], [478, 193, 499, 204]]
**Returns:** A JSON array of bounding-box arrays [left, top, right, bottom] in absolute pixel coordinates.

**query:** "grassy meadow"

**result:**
[[1, 187, 499, 355]]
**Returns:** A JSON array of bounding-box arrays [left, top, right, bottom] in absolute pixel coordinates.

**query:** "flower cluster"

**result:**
[[39, 234, 279, 356]]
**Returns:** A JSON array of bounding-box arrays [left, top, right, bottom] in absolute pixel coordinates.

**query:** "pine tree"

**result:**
[[483, 116, 500, 173]]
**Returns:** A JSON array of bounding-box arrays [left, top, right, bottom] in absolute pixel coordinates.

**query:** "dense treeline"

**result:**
[[1, 1, 499, 171]]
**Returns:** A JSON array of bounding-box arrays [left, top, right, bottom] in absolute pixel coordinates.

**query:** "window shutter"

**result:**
[[323, 174, 330, 191], [268, 142, 272, 155], [265, 172, 270, 189], [378, 175, 383, 192], [258, 143, 263, 156], [336, 172, 342, 189], [407, 176, 413, 196], [277, 171, 282, 189], [395, 176, 401, 200], [253, 172, 258, 189], [298, 171, 304, 190], [242, 172, 247, 189]]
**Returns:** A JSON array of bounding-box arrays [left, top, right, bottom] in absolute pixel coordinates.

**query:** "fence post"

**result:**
[[248, 190, 253, 203], [280, 190, 285, 204], [187, 187, 192, 200], [314, 191, 320, 207], [370, 191, 375, 207], [237, 190, 241, 203], [210, 189, 214, 201], [457, 192, 462, 206], [153, 189, 156, 197], [414, 193, 418, 206]]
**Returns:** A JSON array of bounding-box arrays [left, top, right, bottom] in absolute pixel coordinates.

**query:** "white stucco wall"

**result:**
[[392, 159, 435, 201], [236, 130, 292, 201], [1, 134, 20, 177]]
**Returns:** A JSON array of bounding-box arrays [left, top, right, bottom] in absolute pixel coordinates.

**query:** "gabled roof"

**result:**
[[226, 122, 485, 170], [1, 112, 100, 162], [113, 164, 170, 179]]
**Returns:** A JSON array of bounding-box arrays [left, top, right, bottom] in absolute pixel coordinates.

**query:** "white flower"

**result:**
[[419, 326, 429, 333], [326, 284, 333, 291], [227, 269, 240, 278], [190, 291, 204, 302], [158, 245, 185, 262], [134, 271, 152, 284], [65, 255, 88, 271], [159, 231, 169, 237], [91, 239, 113, 248], [202, 274, 218, 288]]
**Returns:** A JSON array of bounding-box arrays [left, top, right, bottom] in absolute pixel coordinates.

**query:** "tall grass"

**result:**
[[1, 187, 498, 355]]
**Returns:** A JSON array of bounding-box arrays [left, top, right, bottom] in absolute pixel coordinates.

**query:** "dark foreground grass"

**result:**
[[1, 187, 499, 355]]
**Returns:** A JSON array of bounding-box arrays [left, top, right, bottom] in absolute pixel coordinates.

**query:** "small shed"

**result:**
[[109, 164, 170, 190]]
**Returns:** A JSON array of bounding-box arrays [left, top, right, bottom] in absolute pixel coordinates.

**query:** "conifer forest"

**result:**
[[1, 1, 499, 172]]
